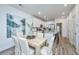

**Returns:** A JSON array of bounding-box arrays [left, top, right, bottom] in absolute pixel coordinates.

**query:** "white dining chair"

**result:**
[[37, 32, 43, 38], [44, 33, 53, 45], [33, 32, 37, 36], [12, 35, 21, 55], [18, 37, 34, 55], [40, 36, 55, 55]]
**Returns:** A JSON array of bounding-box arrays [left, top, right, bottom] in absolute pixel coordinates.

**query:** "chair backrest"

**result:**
[[45, 33, 53, 44], [48, 36, 55, 49], [12, 35, 21, 55], [18, 37, 30, 55], [37, 32, 43, 38], [33, 32, 37, 36], [47, 36, 55, 54], [16, 32, 24, 38]]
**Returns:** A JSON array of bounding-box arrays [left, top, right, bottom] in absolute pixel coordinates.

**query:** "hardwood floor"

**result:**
[[0, 47, 15, 55], [53, 36, 78, 55]]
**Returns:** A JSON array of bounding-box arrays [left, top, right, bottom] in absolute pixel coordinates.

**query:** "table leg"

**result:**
[[35, 46, 40, 55]]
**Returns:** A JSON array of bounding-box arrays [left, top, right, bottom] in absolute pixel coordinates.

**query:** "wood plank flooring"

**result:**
[[0, 47, 15, 55], [53, 37, 78, 55]]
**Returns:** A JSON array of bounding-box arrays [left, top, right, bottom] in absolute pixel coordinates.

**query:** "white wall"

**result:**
[[74, 5, 79, 53], [67, 5, 79, 53], [0, 5, 44, 52], [67, 6, 76, 46]]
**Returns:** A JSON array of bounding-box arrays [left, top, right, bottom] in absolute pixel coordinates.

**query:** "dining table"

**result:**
[[27, 37, 46, 55]]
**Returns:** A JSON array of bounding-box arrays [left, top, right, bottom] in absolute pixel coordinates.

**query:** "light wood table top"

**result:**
[[27, 37, 46, 54], [27, 37, 46, 47]]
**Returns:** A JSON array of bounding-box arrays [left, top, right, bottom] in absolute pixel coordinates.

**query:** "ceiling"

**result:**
[[9, 4, 75, 21]]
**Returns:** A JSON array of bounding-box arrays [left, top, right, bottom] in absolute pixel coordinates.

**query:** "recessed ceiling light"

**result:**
[[38, 12, 41, 15], [64, 4, 67, 7]]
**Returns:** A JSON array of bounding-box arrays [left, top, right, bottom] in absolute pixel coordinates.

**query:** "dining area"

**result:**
[[5, 13, 56, 55], [12, 31, 55, 55], [11, 27, 78, 55]]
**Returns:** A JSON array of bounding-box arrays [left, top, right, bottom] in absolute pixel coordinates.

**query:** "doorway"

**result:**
[[56, 23, 62, 35]]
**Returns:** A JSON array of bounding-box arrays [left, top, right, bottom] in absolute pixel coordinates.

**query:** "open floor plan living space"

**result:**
[[0, 4, 79, 55]]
